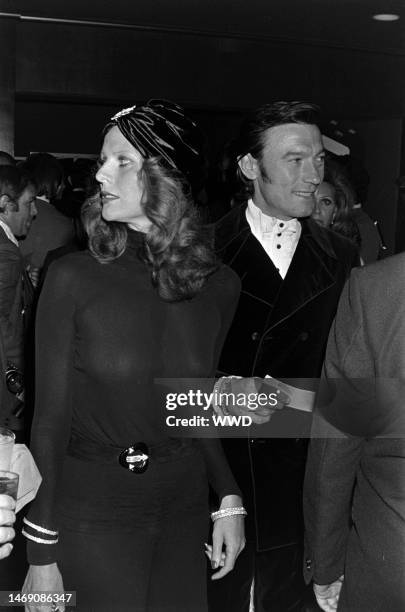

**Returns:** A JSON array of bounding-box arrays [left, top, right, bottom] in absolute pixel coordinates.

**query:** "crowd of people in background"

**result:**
[[0, 141, 378, 297]]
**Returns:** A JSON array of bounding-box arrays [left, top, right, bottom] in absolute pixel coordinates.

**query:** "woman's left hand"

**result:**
[[205, 495, 245, 580]]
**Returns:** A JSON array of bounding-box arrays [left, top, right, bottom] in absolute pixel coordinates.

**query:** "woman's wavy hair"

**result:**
[[323, 158, 361, 246], [82, 154, 218, 302]]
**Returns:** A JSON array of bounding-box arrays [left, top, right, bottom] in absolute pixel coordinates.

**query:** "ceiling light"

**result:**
[[372, 14, 400, 21]]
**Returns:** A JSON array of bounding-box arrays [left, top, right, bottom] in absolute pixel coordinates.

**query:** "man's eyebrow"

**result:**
[[282, 149, 309, 158], [282, 147, 326, 159]]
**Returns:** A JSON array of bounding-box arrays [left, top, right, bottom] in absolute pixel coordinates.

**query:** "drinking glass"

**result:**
[[0, 470, 19, 501], [0, 427, 15, 470]]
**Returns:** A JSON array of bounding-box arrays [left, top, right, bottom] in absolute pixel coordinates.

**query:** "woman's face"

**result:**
[[311, 181, 337, 228], [96, 126, 151, 232]]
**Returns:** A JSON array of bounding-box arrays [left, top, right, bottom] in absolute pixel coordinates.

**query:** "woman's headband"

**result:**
[[109, 99, 204, 183]]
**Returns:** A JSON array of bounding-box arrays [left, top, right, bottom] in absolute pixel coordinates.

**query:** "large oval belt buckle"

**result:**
[[119, 442, 149, 473]]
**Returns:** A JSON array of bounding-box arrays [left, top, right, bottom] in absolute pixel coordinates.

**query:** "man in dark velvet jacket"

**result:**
[[208, 102, 358, 612]]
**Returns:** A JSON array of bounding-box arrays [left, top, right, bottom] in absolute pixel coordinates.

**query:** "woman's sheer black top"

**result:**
[[27, 230, 242, 564]]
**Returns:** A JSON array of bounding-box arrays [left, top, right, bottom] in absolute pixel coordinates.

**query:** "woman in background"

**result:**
[[22, 100, 245, 612], [312, 158, 361, 249]]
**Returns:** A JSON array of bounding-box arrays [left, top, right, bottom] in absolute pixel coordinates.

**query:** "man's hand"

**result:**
[[313, 576, 344, 612], [212, 376, 288, 425], [0, 494, 16, 560]]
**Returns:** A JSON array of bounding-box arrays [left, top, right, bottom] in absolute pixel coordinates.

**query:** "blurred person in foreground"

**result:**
[[22, 100, 245, 612], [304, 252, 405, 611]]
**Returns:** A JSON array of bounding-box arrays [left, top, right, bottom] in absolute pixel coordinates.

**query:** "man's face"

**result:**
[[241, 123, 325, 220], [8, 186, 37, 238]]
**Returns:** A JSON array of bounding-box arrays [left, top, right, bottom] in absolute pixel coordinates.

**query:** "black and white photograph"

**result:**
[[0, 1, 404, 610]]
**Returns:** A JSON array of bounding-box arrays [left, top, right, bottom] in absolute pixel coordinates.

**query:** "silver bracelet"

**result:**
[[22, 529, 59, 544], [23, 517, 58, 536], [211, 506, 247, 522]]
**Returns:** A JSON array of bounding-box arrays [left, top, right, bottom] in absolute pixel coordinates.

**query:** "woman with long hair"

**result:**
[[22, 100, 245, 612], [311, 158, 361, 247]]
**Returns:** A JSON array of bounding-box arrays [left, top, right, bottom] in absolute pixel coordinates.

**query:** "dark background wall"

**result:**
[[15, 21, 404, 117], [1, 10, 404, 252]]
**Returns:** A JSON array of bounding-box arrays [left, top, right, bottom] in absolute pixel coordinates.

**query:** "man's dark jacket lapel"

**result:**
[[215, 203, 341, 330], [266, 217, 339, 332]]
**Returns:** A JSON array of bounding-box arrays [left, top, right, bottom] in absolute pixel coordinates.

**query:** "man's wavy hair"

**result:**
[[82, 155, 218, 302], [229, 101, 321, 201], [0, 166, 33, 212]]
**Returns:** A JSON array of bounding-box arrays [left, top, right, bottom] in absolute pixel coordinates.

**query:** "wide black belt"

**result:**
[[67, 433, 193, 473]]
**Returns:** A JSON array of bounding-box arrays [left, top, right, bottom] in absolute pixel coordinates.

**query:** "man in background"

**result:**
[[20, 153, 75, 286], [0, 166, 37, 435]]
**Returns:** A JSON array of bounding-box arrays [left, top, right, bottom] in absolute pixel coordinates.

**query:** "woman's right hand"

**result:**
[[22, 563, 65, 612], [0, 494, 16, 560]]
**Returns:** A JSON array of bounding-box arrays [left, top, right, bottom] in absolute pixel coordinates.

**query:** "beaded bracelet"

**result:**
[[211, 506, 247, 522]]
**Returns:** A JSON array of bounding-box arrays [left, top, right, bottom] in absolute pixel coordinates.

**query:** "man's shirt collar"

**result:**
[[0, 219, 19, 247]]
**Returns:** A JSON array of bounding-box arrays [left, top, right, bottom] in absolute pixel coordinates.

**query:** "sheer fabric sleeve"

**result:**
[[26, 258, 77, 565], [196, 267, 242, 503]]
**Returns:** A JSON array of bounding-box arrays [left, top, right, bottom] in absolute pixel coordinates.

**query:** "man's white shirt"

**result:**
[[245, 198, 301, 279]]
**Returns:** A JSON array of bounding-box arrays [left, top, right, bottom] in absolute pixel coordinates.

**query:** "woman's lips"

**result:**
[[101, 192, 119, 201]]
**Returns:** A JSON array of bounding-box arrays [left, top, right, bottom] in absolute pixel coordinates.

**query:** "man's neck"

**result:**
[[250, 198, 295, 222]]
